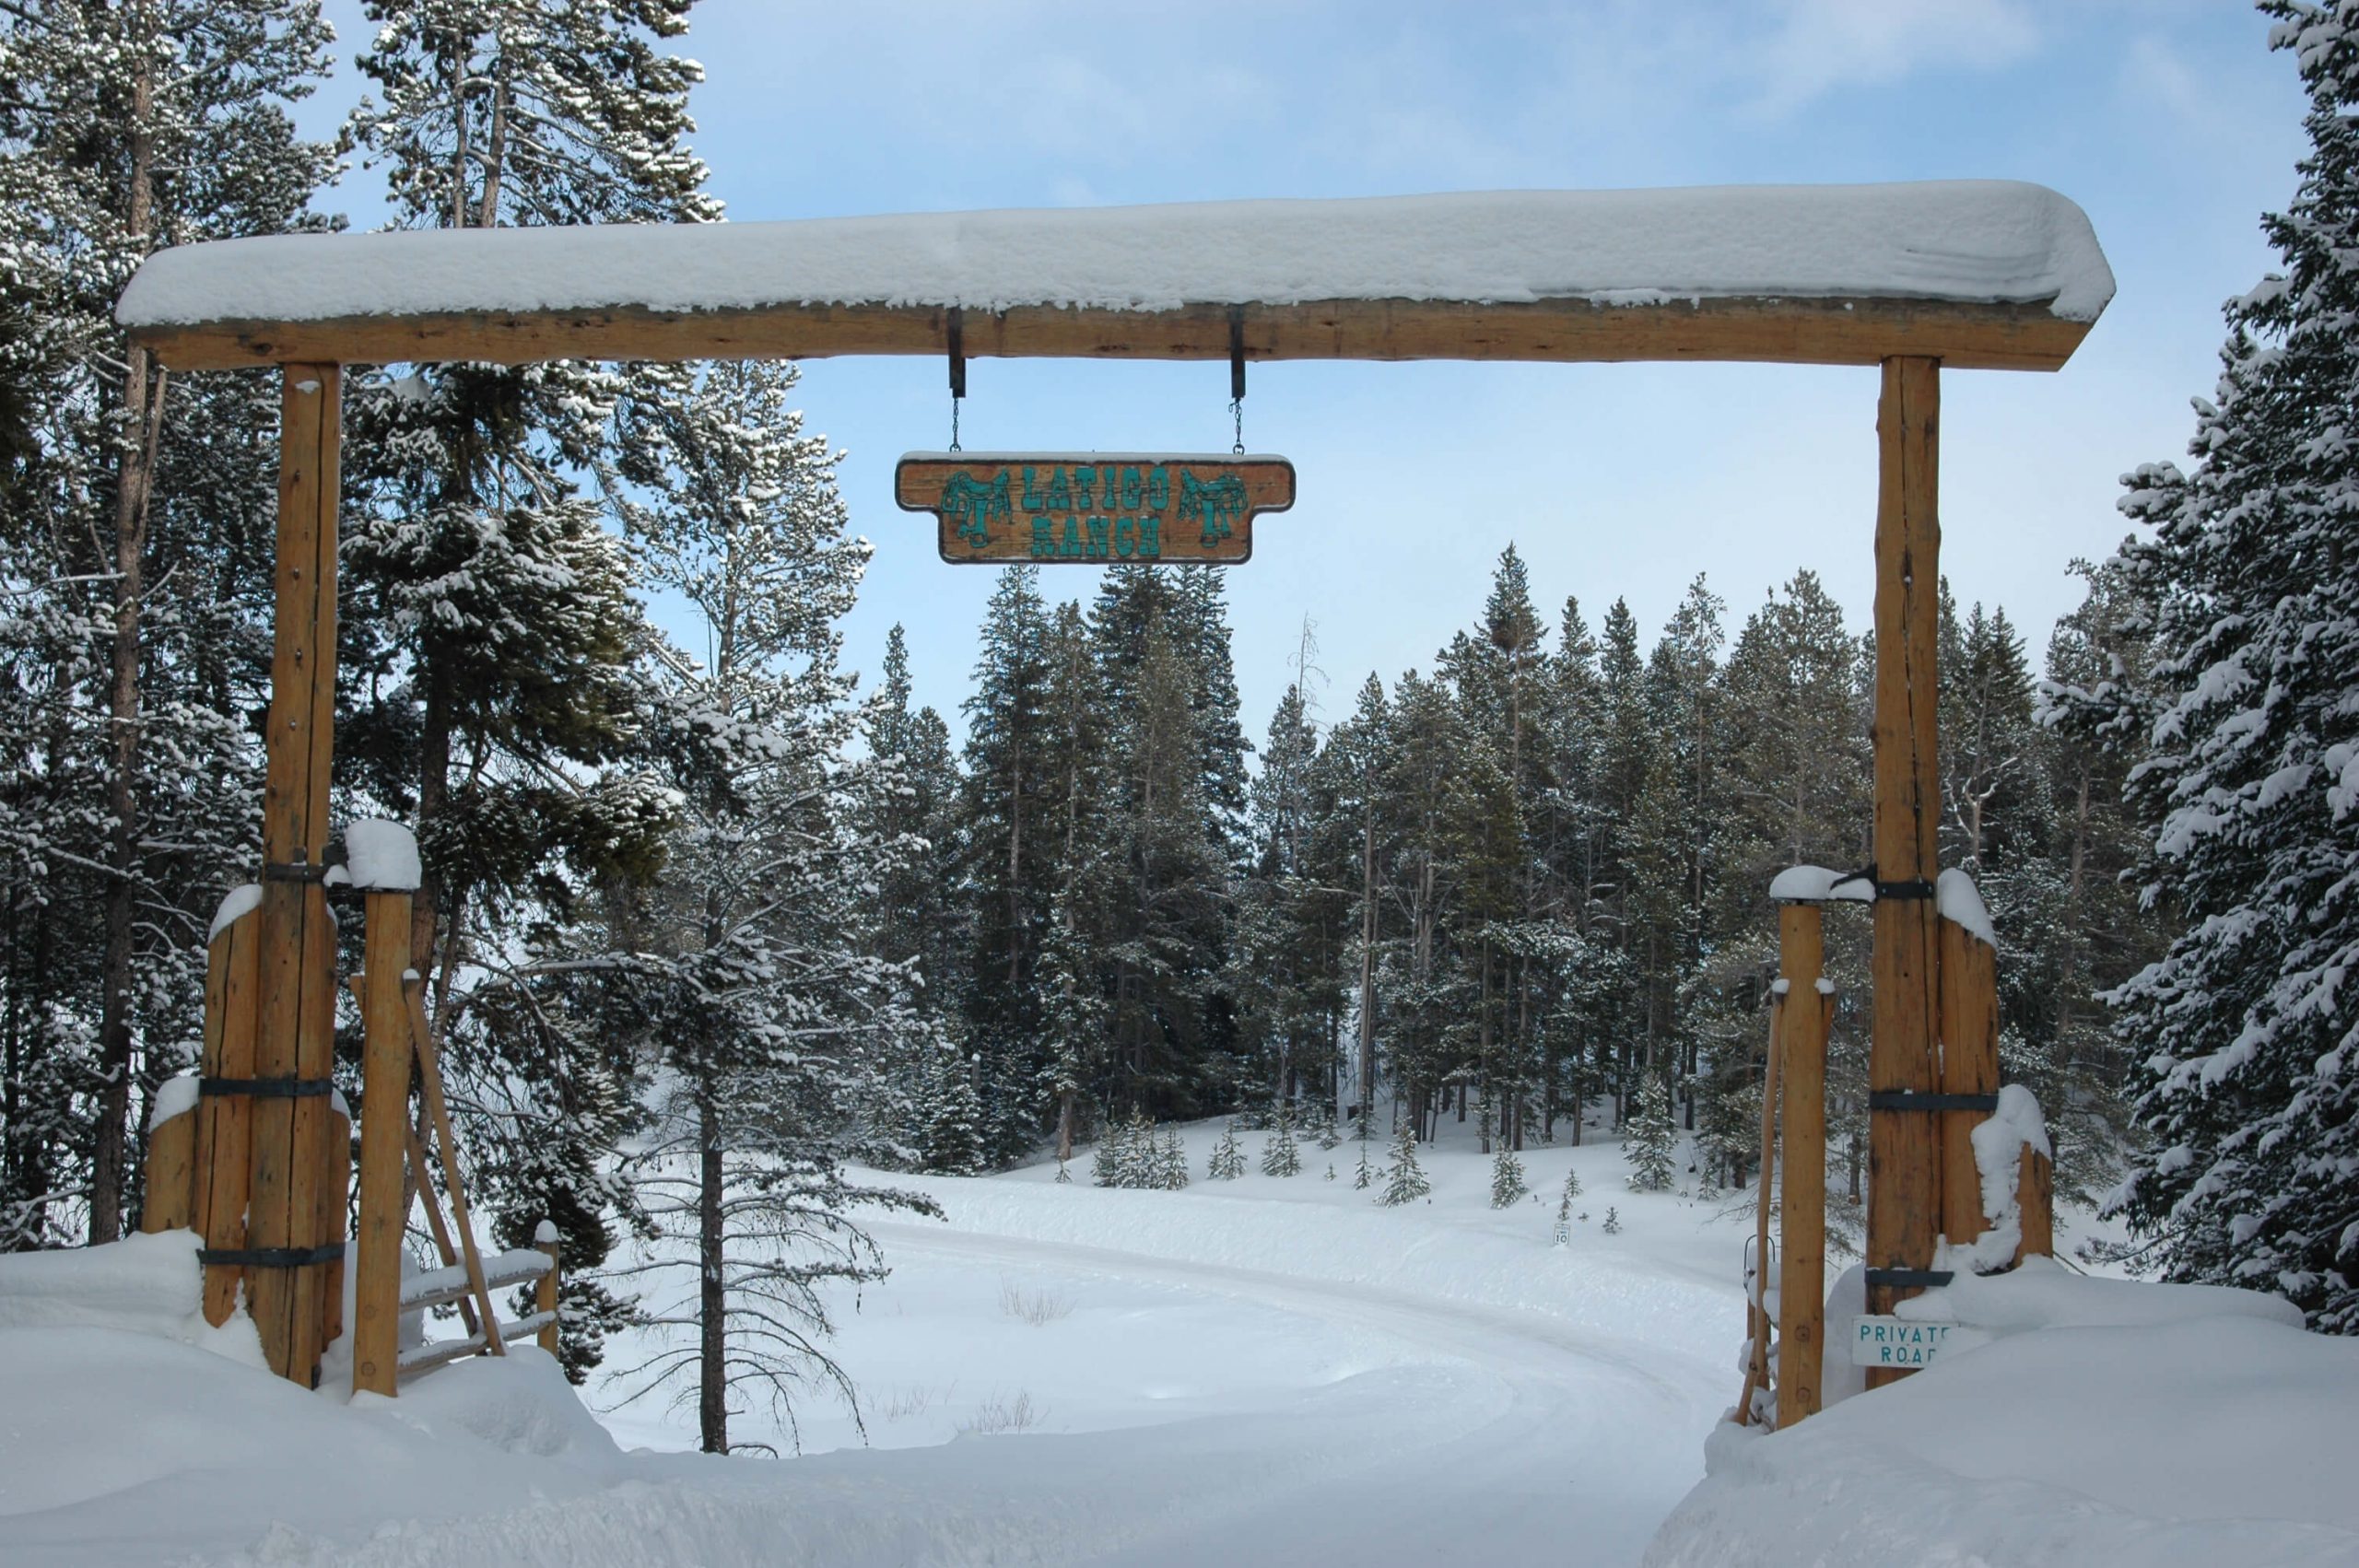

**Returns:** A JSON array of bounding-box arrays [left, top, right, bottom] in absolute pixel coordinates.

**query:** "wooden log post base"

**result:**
[[1938, 907, 2001, 1251], [536, 1223, 562, 1356], [353, 889, 416, 1398], [1776, 903, 1830, 1429], [2016, 1147, 2055, 1265], [138, 1095, 198, 1235], [1866, 356, 1944, 1387], [194, 893, 263, 1325], [245, 365, 344, 1387]]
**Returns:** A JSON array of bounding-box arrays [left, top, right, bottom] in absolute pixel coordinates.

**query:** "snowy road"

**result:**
[[851, 1213, 1723, 1566]]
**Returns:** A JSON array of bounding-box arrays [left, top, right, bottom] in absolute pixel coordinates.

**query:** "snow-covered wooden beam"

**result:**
[[116, 183, 2112, 374]]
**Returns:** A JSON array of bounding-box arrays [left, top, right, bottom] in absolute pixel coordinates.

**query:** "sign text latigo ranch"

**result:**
[[897, 454, 1297, 565]]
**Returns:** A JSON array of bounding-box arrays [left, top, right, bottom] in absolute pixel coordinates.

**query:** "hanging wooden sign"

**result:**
[[897, 453, 1296, 565]]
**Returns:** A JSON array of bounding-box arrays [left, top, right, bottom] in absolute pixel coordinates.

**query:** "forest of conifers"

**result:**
[[911, 555, 2159, 1213]]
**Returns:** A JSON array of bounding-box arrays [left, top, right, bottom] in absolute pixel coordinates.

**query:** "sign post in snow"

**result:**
[[1848, 1316, 1991, 1370], [897, 453, 1296, 565]]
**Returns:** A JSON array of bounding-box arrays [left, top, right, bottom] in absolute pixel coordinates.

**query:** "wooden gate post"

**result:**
[[1938, 892, 1999, 1249], [1776, 901, 1828, 1427], [1867, 355, 1943, 1385], [247, 364, 343, 1387], [193, 894, 261, 1324], [353, 888, 413, 1398]]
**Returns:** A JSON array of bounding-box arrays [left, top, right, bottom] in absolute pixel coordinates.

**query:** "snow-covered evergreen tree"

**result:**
[[1554, 1169, 1580, 1245], [1091, 1115, 1139, 1188], [1155, 1129, 1191, 1190], [1625, 1074, 1677, 1192], [1379, 1121, 1429, 1206], [340, 0, 730, 1380], [2100, 1, 2359, 1332], [596, 357, 939, 1447], [0, 0, 334, 1244], [1602, 1205, 1622, 1235], [911, 1049, 987, 1176], [1490, 1146, 1528, 1209], [1209, 1122, 1246, 1180], [1353, 1141, 1375, 1189], [1260, 1114, 1302, 1177]]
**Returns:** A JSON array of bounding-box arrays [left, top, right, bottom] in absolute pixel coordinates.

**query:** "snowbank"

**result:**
[[117, 182, 2114, 329], [1648, 1263, 2353, 1567]]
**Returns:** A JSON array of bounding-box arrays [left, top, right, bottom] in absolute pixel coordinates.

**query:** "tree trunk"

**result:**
[[698, 1077, 727, 1455], [89, 24, 160, 1245]]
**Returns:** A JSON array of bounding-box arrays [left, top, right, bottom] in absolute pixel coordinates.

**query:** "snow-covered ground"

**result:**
[[5, 1114, 2353, 1566]]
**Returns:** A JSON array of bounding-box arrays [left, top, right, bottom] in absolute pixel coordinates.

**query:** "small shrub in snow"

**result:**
[[1324, 1162, 1336, 1181], [1354, 1144, 1375, 1189], [1316, 1113, 1341, 1152], [1602, 1206, 1622, 1235], [1208, 1122, 1246, 1180], [1489, 1147, 1528, 1209], [959, 1390, 1045, 1435], [1379, 1122, 1429, 1206], [999, 1281, 1074, 1325], [1625, 1075, 1677, 1193], [1554, 1170, 1580, 1246]]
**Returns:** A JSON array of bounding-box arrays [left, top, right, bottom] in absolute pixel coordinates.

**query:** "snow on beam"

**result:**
[[1767, 865, 1876, 905], [116, 183, 2112, 373]]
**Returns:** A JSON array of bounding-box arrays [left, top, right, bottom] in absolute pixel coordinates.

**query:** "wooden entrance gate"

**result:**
[[114, 182, 2113, 1392]]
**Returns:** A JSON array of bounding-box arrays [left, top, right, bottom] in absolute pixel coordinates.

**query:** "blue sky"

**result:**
[[303, 0, 2306, 745]]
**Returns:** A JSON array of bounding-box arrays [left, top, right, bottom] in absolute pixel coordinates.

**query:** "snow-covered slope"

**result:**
[[2, 1117, 2342, 1566], [1649, 1259, 2359, 1567]]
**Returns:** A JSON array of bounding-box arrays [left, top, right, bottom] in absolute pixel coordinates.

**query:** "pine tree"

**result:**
[[1625, 1073, 1677, 1192], [593, 354, 941, 1447], [1091, 1116, 1137, 1188], [912, 1049, 987, 1176], [0, 0, 334, 1243], [1379, 1120, 1429, 1206], [2102, 2, 2359, 1332], [1554, 1168, 1581, 1245], [958, 567, 1055, 1155], [1260, 1113, 1302, 1177], [1155, 1129, 1191, 1190], [1489, 1146, 1528, 1209], [1209, 1121, 1246, 1180], [1602, 1205, 1622, 1235], [1354, 1142, 1375, 1189]]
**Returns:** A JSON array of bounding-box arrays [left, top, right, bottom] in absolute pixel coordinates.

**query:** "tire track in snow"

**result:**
[[866, 1219, 1726, 1565]]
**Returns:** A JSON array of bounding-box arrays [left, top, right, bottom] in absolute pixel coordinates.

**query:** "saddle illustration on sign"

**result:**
[[897, 454, 1297, 565]]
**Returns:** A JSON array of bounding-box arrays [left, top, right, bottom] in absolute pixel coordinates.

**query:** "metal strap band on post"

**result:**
[[263, 858, 327, 883], [198, 1074, 335, 1100], [1868, 1090, 2001, 1113], [1230, 308, 1247, 402], [946, 308, 965, 399], [1863, 1267, 1954, 1290], [198, 1242, 346, 1269], [1873, 876, 1936, 900]]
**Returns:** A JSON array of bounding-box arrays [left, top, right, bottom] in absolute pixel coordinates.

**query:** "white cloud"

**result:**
[[1746, 0, 2043, 115]]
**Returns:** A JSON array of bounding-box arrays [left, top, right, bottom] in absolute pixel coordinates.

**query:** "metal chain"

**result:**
[[949, 392, 961, 452], [1230, 396, 1244, 455]]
